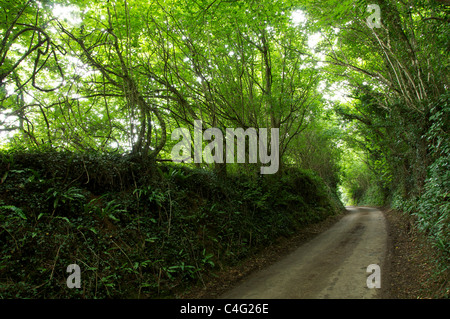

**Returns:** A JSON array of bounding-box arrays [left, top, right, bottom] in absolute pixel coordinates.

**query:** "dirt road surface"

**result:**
[[221, 206, 388, 299]]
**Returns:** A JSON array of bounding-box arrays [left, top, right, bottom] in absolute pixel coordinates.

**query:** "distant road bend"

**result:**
[[221, 207, 388, 299]]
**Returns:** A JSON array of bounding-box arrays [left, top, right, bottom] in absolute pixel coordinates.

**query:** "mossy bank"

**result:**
[[0, 151, 344, 298]]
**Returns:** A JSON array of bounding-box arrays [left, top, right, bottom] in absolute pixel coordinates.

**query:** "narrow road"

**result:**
[[221, 207, 388, 299]]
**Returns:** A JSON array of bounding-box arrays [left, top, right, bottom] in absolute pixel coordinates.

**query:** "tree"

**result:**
[[304, 0, 449, 198]]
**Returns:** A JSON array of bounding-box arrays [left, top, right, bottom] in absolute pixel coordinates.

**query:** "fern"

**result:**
[[0, 205, 27, 220]]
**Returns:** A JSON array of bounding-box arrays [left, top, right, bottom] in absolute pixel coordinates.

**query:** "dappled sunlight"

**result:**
[[0, 0, 448, 301]]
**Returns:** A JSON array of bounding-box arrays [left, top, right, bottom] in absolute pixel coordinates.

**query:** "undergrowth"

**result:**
[[392, 93, 450, 298], [0, 151, 343, 298]]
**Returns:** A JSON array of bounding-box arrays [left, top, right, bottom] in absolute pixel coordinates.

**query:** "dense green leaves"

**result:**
[[0, 151, 341, 298], [0, 0, 324, 172], [0, 0, 448, 298], [308, 0, 449, 283]]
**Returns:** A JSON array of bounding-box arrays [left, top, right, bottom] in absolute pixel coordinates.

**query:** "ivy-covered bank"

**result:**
[[0, 151, 343, 298]]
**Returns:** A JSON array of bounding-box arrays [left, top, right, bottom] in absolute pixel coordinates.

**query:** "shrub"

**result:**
[[0, 151, 343, 298]]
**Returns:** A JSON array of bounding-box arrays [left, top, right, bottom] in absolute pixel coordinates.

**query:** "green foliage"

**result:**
[[0, 151, 342, 298], [0, 204, 26, 220], [0, 0, 447, 299], [0, 0, 321, 164], [337, 146, 387, 206], [85, 196, 127, 221], [46, 186, 85, 214], [417, 95, 449, 256], [392, 93, 450, 294]]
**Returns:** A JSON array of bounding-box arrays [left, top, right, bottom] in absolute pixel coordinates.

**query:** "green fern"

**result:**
[[0, 205, 27, 220]]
